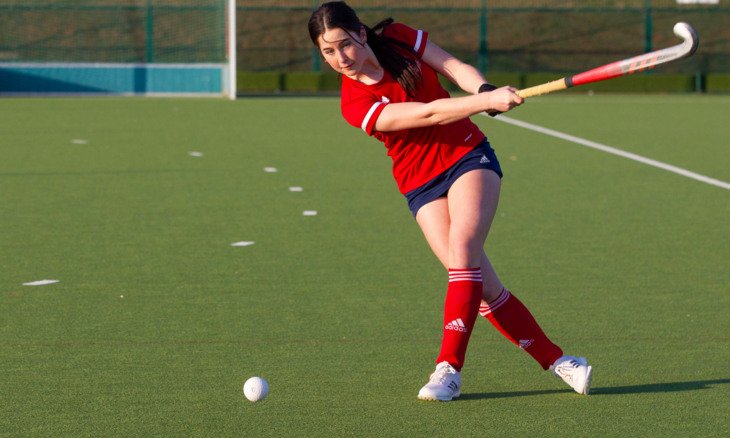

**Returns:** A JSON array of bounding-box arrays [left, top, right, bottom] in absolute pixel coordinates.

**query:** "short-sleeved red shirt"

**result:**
[[340, 23, 485, 194]]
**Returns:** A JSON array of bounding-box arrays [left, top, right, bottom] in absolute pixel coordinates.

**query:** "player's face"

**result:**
[[317, 27, 367, 78]]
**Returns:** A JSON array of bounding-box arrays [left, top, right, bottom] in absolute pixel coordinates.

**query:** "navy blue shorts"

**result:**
[[405, 139, 503, 217]]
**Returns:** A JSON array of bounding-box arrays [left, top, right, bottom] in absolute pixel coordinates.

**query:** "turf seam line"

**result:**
[[489, 114, 730, 191]]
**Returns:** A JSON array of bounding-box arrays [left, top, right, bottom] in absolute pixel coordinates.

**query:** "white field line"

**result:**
[[491, 115, 730, 191]]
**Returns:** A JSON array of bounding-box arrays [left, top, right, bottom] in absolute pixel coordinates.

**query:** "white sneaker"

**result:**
[[417, 361, 461, 401], [550, 355, 592, 395]]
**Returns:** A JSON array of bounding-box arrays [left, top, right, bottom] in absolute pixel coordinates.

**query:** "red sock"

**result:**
[[436, 268, 483, 371], [479, 289, 563, 370]]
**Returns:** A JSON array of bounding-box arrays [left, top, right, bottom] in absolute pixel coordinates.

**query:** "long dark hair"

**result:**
[[308, 1, 422, 97]]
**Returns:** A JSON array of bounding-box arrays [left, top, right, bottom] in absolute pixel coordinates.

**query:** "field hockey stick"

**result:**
[[516, 22, 699, 99]]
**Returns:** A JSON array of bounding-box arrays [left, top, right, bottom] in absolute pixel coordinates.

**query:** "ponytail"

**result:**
[[365, 19, 422, 97]]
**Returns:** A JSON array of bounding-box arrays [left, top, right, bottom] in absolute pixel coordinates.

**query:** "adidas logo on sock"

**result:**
[[445, 318, 468, 333], [519, 339, 534, 349], [480, 155, 490, 164]]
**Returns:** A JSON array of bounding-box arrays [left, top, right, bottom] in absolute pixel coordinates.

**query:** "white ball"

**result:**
[[243, 376, 269, 402]]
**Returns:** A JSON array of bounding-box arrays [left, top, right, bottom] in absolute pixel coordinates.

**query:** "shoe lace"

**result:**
[[555, 360, 582, 382], [430, 364, 456, 384]]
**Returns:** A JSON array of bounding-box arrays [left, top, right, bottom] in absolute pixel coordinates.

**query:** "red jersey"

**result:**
[[340, 23, 485, 194]]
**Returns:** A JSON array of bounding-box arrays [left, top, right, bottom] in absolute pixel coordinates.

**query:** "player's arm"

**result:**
[[373, 87, 522, 132], [421, 40, 488, 95]]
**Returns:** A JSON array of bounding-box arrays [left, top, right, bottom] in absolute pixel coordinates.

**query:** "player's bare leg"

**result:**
[[416, 169, 591, 396], [415, 169, 499, 400]]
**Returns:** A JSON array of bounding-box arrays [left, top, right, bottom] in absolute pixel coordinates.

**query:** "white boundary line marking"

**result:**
[[23, 279, 59, 286], [490, 115, 730, 191]]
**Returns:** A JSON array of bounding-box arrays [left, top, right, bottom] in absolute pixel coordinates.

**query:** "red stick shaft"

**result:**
[[569, 61, 625, 87]]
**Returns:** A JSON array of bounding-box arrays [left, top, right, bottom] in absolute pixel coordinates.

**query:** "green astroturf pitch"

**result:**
[[1, 95, 728, 436]]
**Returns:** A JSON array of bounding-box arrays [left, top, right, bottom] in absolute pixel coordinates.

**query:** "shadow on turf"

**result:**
[[458, 378, 730, 400], [590, 378, 730, 396], [459, 389, 570, 400]]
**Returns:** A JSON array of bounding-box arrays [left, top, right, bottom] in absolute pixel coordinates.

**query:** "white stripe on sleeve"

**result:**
[[361, 101, 383, 132], [413, 30, 423, 54]]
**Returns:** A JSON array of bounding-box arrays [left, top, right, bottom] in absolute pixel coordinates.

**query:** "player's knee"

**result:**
[[447, 238, 483, 267]]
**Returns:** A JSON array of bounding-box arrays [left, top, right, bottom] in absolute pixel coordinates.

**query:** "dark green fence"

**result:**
[[239, 0, 729, 75], [1, 1, 728, 92], [0, 1, 228, 63]]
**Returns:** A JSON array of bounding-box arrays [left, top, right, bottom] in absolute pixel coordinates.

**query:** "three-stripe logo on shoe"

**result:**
[[445, 318, 468, 332]]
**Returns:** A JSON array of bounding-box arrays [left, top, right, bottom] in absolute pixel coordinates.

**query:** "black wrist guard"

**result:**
[[478, 83, 498, 93]]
